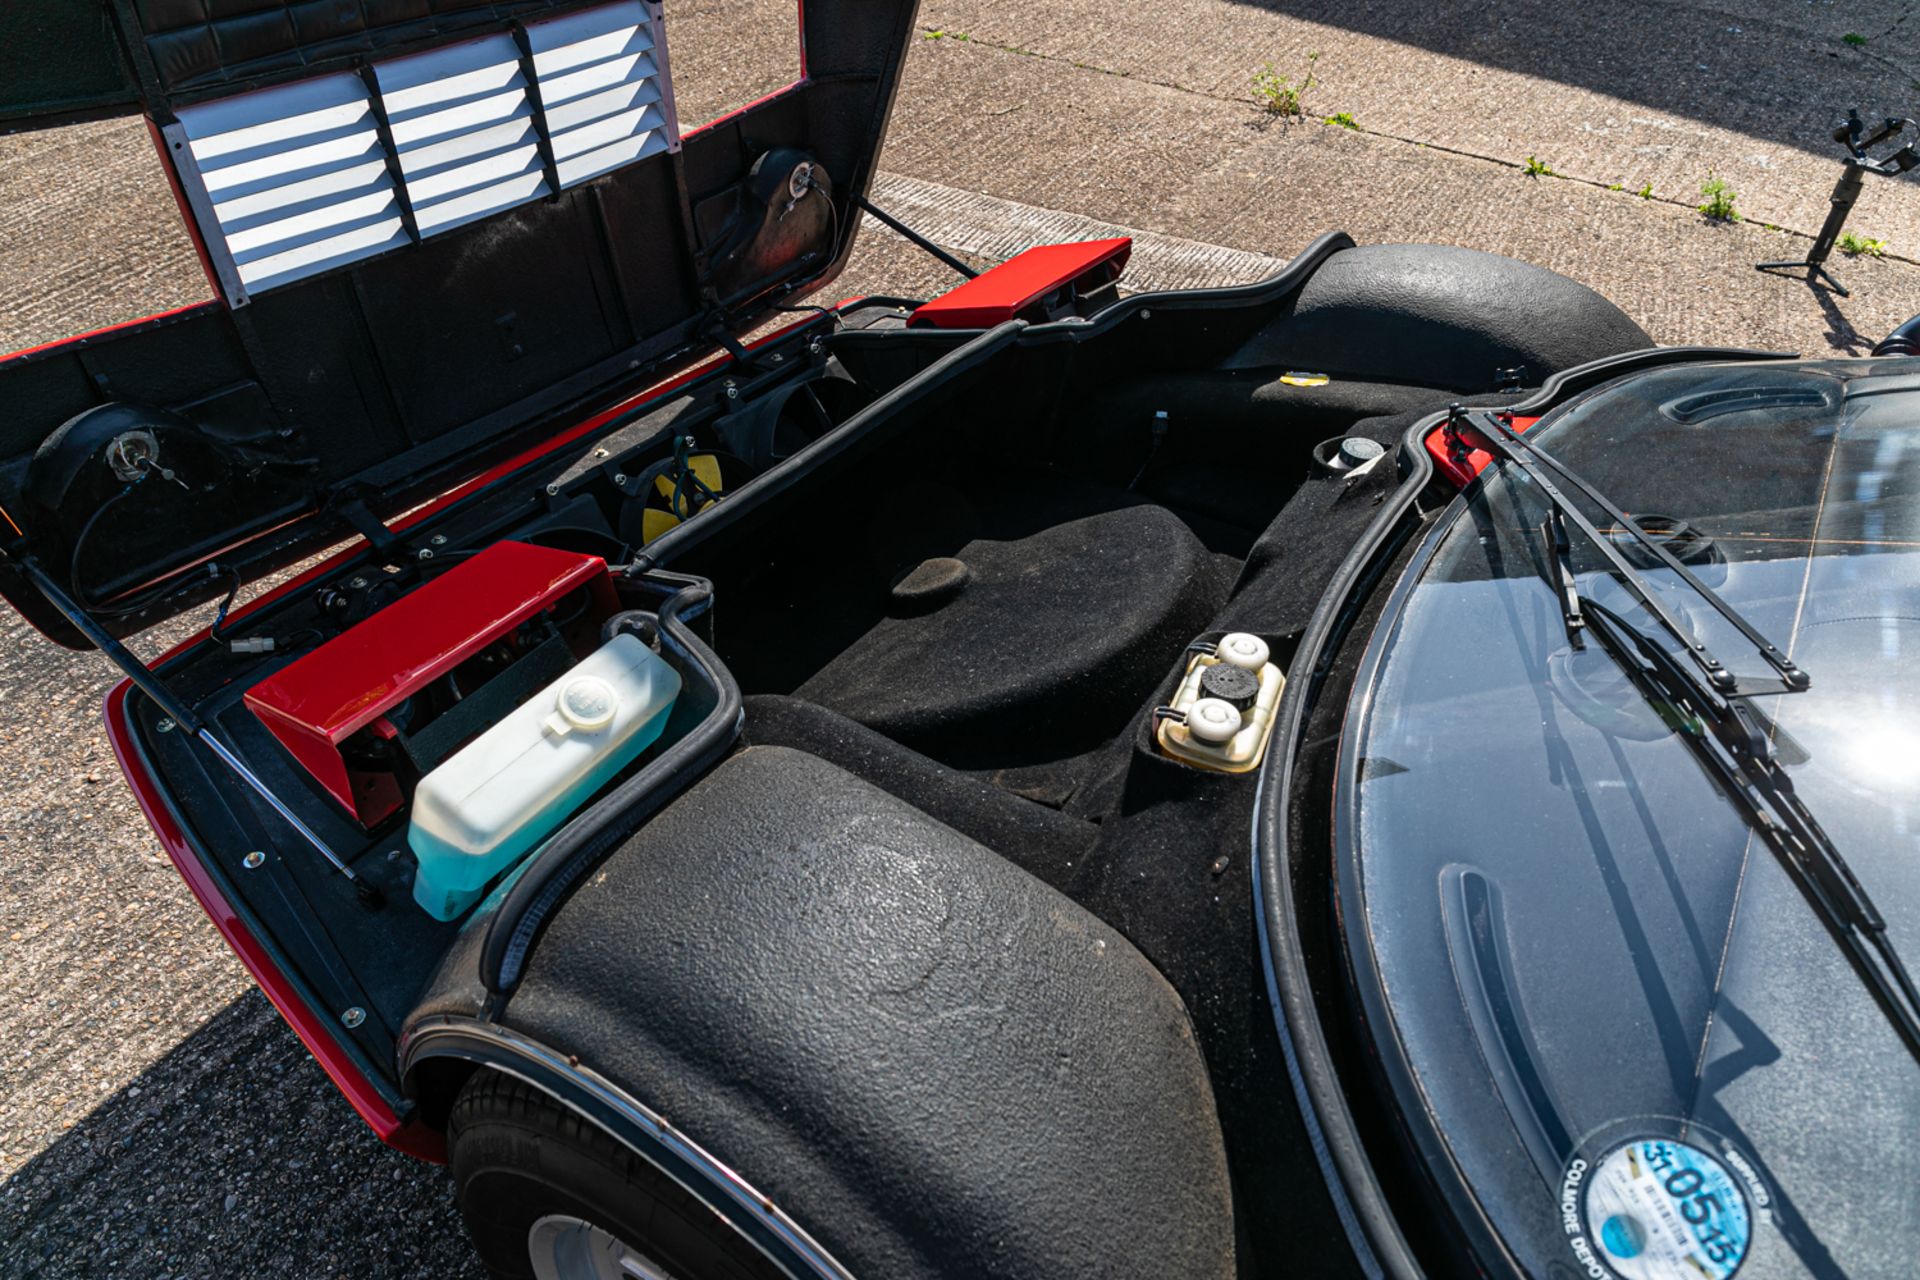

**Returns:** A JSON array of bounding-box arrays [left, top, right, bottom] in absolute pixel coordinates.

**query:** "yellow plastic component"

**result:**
[[1278, 371, 1330, 387], [653, 454, 724, 513], [639, 508, 681, 544], [1155, 651, 1286, 773]]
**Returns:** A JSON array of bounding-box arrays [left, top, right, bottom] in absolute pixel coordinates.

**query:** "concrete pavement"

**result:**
[[3, 1, 1919, 1275]]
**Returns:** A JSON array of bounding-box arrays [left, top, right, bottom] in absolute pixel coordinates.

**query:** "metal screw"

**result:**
[[546, 483, 559, 495], [430, 533, 447, 546], [348, 576, 368, 589], [612, 473, 627, 487], [770, 353, 784, 364], [416, 547, 434, 561], [724, 381, 739, 399], [809, 337, 825, 356], [1139, 308, 1152, 320], [593, 447, 608, 459], [340, 1007, 366, 1029], [155, 718, 175, 734], [242, 851, 266, 870]]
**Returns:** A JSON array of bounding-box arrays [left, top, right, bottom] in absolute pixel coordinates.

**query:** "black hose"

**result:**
[[1874, 313, 1920, 357]]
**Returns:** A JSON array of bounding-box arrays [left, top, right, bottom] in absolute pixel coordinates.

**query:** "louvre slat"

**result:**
[[395, 112, 541, 179], [223, 187, 402, 254], [388, 86, 532, 148], [211, 158, 393, 226], [412, 169, 550, 236], [549, 104, 662, 163], [528, 21, 653, 78], [541, 78, 661, 134], [236, 218, 410, 290], [377, 41, 524, 115], [555, 129, 668, 188], [538, 51, 656, 110], [405, 144, 545, 205]]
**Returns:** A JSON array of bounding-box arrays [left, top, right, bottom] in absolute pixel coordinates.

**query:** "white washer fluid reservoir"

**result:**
[[409, 633, 682, 920]]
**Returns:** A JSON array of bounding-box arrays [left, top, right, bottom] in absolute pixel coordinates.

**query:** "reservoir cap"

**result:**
[[1200, 662, 1261, 710], [1187, 698, 1243, 744], [1216, 632, 1271, 671], [556, 675, 619, 732]]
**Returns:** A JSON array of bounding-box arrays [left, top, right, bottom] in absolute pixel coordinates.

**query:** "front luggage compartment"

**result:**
[[117, 244, 1639, 1276]]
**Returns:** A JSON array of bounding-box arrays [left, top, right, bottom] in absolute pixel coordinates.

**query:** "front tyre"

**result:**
[[448, 1070, 784, 1280]]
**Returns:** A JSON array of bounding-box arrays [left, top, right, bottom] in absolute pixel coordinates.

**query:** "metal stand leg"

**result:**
[[1757, 164, 1865, 297]]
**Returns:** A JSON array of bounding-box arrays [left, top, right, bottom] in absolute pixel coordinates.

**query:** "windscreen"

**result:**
[[1338, 358, 1920, 1279]]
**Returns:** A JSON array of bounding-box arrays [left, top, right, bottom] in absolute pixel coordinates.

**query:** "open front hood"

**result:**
[[0, 0, 921, 647]]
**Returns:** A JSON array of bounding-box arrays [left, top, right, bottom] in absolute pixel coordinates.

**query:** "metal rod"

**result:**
[[13, 553, 358, 882], [193, 728, 355, 878], [847, 192, 980, 279]]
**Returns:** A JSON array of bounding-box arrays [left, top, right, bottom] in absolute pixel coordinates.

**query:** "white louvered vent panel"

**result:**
[[375, 34, 551, 238], [177, 74, 409, 295], [527, 1, 672, 189], [169, 1, 679, 303]]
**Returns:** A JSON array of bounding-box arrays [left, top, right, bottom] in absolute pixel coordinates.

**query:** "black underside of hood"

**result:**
[[0, 0, 922, 647]]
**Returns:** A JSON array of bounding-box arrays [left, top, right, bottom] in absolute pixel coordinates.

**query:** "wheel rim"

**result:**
[[527, 1214, 678, 1280]]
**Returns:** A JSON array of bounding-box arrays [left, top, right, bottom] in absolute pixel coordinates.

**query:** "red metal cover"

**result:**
[[1425, 414, 1540, 487], [910, 238, 1133, 329], [243, 541, 613, 822]]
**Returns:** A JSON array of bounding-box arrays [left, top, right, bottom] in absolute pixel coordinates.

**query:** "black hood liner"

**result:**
[[0, 0, 923, 647]]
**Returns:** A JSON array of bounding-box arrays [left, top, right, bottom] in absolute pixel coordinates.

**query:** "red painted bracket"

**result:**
[[244, 541, 614, 823], [1424, 415, 1540, 487], [910, 237, 1133, 329]]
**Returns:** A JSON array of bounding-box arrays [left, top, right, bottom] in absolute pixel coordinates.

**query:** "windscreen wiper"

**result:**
[[1445, 406, 1811, 697], [1581, 597, 1920, 1066], [1441, 406, 1920, 1062]]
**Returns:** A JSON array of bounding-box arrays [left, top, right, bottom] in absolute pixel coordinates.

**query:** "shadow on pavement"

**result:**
[[0, 991, 480, 1279], [1227, 0, 1917, 161]]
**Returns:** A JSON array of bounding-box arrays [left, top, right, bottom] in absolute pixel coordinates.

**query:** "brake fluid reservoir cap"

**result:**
[[1188, 698, 1243, 744], [1216, 632, 1270, 671], [556, 675, 619, 732], [1200, 662, 1261, 710], [1338, 437, 1385, 468]]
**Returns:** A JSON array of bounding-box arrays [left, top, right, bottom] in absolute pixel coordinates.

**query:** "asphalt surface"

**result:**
[[3, 2, 1918, 1276]]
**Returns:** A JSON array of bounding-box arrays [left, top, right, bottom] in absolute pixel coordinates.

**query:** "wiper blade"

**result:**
[[1449, 406, 1811, 697], [1582, 598, 1920, 1067]]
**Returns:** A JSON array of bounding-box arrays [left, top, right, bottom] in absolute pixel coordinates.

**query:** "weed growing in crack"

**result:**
[[1699, 175, 1741, 221], [1523, 155, 1554, 177], [1252, 53, 1318, 116], [1840, 231, 1888, 257]]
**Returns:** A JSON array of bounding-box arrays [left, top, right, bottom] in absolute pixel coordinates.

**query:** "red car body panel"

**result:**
[[243, 543, 613, 822], [101, 677, 448, 1163], [1424, 413, 1540, 487], [910, 237, 1133, 329]]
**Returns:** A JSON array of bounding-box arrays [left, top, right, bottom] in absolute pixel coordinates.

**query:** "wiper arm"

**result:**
[[1450, 406, 1811, 697], [1580, 598, 1920, 1066], [1540, 505, 1587, 650]]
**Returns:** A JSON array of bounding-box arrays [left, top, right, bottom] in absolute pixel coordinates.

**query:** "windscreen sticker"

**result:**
[[1561, 1138, 1752, 1280]]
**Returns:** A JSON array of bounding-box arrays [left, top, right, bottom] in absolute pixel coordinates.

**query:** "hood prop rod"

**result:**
[[846, 191, 979, 280], [12, 554, 373, 902]]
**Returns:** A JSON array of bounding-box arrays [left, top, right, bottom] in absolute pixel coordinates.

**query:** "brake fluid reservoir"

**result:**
[[408, 633, 681, 920]]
